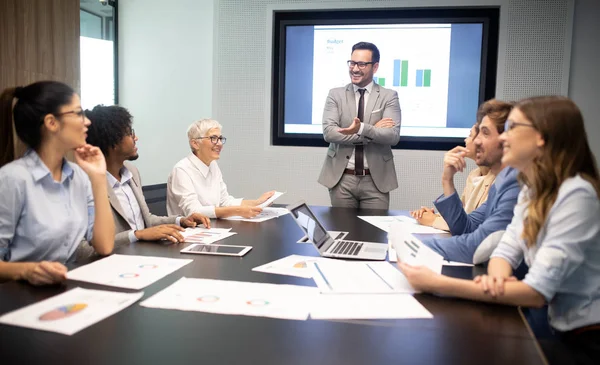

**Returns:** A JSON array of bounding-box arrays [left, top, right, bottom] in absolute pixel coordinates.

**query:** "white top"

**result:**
[[167, 154, 243, 218], [347, 81, 373, 170], [491, 175, 600, 331], [107, 167, 145, 231]]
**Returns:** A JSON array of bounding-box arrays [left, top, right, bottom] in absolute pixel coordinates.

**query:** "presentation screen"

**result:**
[[271, 8, 499, 150]]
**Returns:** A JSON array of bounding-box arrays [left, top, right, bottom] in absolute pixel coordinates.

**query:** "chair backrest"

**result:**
[[142, 183, 168, 216]]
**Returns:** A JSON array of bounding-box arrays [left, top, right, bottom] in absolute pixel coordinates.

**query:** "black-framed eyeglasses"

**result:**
[[504, 120, 536, 132], [196, 135, 227, 145], [130, 128, 136, 139], [347, 60, 375, 69], [55, 109, 86, 121]]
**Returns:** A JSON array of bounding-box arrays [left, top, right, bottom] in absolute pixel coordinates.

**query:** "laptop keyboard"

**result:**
[[331, 241, 363, 256]]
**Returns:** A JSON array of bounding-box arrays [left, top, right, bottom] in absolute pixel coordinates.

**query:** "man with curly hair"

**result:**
[[85, 105, 210, 247]]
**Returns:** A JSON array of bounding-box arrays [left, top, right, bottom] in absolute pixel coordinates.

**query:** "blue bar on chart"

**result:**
[[393, 60, 401, 87], [416, 69, 424, 87], [373, 77, 378, 83]]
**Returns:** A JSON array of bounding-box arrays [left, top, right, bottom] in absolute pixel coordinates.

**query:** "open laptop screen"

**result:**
[[289, 204, 330, 249]]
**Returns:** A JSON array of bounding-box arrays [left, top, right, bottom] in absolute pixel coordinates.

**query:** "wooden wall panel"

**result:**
[[0, 0, 80, 91], [0, 0, 80, 159]]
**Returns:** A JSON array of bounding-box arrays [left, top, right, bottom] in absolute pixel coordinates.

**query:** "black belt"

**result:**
[[344, 168, 370, 176]]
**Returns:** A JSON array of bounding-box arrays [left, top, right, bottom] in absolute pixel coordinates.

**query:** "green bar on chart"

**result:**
[[378, 77, 386, 87], [401, 60, 409, 87], [423, 69, 431, 87]]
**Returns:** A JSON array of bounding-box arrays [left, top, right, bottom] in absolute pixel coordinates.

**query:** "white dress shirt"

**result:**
[[167, 153, 243, 218], [107, 167, 146, 243], [346, 81, 373, 170]]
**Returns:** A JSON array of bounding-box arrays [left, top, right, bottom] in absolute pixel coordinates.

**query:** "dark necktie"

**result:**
[[355, 88, 366, 175]]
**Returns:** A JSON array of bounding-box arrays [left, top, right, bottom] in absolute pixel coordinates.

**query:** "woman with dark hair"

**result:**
[[398, 96, 600, 363], [0, 81, 115, 285]]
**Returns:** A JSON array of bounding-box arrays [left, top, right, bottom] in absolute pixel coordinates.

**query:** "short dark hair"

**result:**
[[85, 105, 133, 157], [351, 42, 380, 63], [476, 99, 514, 134], [0, 81, 74, 167]]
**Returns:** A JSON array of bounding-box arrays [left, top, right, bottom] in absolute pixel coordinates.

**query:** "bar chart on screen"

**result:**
[[312, 24, 451, 129]]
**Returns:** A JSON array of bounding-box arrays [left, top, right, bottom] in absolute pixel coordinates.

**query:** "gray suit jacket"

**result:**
[[109, 162, 177, 247], [318, 83, 401, 193]]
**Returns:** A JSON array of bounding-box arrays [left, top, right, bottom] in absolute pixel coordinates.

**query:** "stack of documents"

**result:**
[[359, 215, 447, 234], [308, 260, 415, 294], [141, 277, 317, 320], [181, 227, 236, 244], [251, 255, 434, 320], [141, 277, 433, 321], [224, 207, 289, 223]]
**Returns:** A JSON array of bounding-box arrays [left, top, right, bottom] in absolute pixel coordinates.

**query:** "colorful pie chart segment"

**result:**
[[39, 303, 88, 321]]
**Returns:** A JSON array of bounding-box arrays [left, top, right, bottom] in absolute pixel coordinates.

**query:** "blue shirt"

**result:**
[[491, 175, 600, 331], [422, 167, 520, 263], [0, 150, 94, 263]]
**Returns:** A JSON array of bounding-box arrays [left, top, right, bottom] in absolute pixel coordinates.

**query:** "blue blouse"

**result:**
[[0, 150, 94, 263], [491, 175, 600, 331]]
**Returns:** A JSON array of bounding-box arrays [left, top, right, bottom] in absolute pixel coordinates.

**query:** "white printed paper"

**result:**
[[224, 207, 289, 223], [181, 227, 236, 244], [0, 288, 143, 335], [66, 254, 192, 290], [359, 215, 447, 234], [309, 260, 415, 294], [310, 294, 433, 320], [252, 255, 330, 278], [257, 191, 285, 208], [389, 225, 444, 274], [140, 277, 318, 320]]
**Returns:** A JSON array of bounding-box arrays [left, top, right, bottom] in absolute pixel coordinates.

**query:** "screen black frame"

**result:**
[[271, 7, 500, 151]]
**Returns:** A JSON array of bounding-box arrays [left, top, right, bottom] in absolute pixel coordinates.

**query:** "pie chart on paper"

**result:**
[[38, 303, 88, 321]]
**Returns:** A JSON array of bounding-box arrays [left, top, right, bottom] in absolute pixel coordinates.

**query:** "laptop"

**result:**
[[286, 201, 388, 260]]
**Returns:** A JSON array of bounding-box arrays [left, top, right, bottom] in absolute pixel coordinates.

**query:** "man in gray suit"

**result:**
[[86, 105, 210, 248], [318, 42, 401, 209]]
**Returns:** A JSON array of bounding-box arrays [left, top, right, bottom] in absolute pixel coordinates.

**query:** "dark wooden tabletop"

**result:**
[[0, 206, 546, 365]]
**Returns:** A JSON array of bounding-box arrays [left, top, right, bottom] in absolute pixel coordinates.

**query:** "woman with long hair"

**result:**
[[399, 96, 600, 362], [0, 81, 114, 285]]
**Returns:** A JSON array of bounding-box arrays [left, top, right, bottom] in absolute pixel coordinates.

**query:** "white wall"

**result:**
[[118, 0, 597, 210], [118, 0, 214, 185], [210, 0, 572, 209], [569, 0, 600, 161]]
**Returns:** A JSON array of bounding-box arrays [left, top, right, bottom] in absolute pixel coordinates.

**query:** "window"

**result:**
[[80, 0, 118, 109]]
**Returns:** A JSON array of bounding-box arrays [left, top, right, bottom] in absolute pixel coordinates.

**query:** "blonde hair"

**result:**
[[517, 96, 600, 247], [187, 118, 222, 152]]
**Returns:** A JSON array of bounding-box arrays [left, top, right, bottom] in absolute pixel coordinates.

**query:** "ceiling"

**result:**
[[80, 0, 113, 17]]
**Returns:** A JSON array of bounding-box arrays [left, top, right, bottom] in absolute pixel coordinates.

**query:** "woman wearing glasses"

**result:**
[[167, 118, 274, 219], [398, 96, 600, 363], [0, 81, 114, 285]]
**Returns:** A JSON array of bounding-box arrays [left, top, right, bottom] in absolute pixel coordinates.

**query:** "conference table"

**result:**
[[0, 206, 546, 365]]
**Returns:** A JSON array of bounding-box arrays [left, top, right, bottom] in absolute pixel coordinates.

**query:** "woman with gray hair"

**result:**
[[167, 118, 274, 219]]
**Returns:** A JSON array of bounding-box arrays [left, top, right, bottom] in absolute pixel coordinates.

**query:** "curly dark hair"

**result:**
[[85, 105, 133, 157]]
